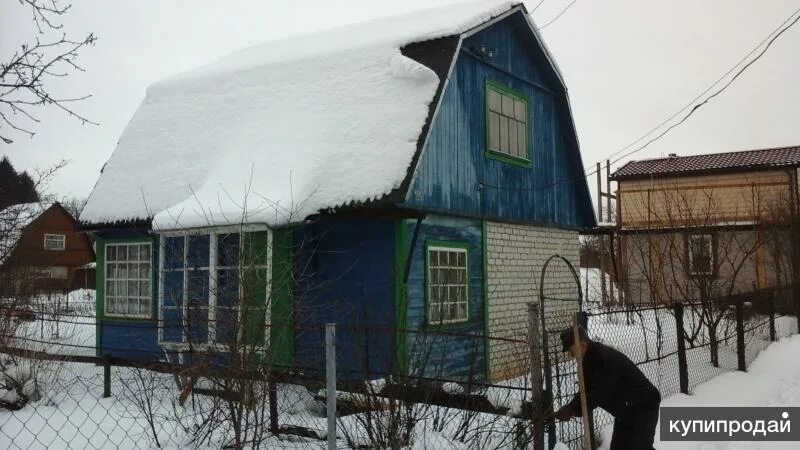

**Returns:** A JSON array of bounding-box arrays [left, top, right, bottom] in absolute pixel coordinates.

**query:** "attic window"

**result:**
[[44, 234, 65, 250], [486, 81, 530, 164]]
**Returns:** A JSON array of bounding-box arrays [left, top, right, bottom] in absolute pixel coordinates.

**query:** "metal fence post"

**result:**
[[735, 297, 746, 372], [326, 323, 336, 450], [673, 302, 689, 394], [769, 294, 777, 342], [103, 354, 112, 398], [527, 303, 544, 450]]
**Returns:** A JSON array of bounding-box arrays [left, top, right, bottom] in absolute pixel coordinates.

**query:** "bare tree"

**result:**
[[1, 0, 96, 144]]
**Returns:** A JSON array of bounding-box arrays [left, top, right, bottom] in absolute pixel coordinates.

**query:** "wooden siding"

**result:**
[[3, 204, 94, 290], [403, 215, 486, 381], [619, 169, 793, 229], [96, 233, 161, 360], [292, 217, 396, 380], [402, 15, 594, 229]]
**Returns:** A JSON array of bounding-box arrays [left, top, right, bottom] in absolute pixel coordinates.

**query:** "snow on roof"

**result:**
[[0, 202, 49, 265], [80, 1, 520, 230]]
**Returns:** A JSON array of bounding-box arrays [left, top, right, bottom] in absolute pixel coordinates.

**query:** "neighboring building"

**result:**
[[79, 1, 595, 382], [611, 146, 800, 306], [0, 202, 95, 295]]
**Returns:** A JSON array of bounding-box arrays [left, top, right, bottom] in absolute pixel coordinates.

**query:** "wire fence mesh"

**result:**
[[0, 288, 797, 449]]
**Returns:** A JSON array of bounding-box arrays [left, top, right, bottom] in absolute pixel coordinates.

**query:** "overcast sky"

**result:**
[[2, 0, 799, 201]]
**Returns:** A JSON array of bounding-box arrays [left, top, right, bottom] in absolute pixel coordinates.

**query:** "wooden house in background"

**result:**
[[0, 202, 95, 295], [79, 1, 595, 382], [611, 145, 800, 308]]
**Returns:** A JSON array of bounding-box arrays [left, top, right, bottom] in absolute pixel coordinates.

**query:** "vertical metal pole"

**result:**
[[528, 303, 544, 450], [735, 297, 746, 372], [674, 303, 689, 394], [769, 294, 777, 342], [326, 323, 336, 450], [606, 160, 612, 223], [573, 314, 594, 450], [103, 355, 112, 398]]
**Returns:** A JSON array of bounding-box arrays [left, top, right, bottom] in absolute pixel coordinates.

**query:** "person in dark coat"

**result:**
[[554, 326, 661, 450]]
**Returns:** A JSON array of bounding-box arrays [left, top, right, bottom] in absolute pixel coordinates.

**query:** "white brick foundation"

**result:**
[[485, 222, 580, 381]]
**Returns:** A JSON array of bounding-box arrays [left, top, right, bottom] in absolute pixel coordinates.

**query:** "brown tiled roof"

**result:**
[[611, 146, 800, 180]]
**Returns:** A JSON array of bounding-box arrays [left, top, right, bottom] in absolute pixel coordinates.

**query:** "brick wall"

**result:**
[[485, 222, 580, 381]]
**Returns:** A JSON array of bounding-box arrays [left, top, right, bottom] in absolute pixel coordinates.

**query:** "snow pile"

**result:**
[[80, 1, 521, 230]]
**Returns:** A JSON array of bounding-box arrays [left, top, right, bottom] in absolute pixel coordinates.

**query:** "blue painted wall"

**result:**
[[96, 233, 162, 361], [292, 217, 396, 380], [403, 13, 595, 229], [402, 215, 486, 381]]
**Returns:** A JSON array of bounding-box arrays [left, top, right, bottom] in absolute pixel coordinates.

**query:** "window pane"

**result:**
[[217, 233, 240, 267], [139, 244, 150, 261], [429, 251, 439, 267], [117, 246, 127, 261], [216, 307, 238, 345], [140, 280, 151, 298], [188, 271, 209, 306], [188, 235, 210, 268], [509, 120, 519, 156], [457, 252, 465, 267], [128, 280, 138, 298], [217, 269, 239, 307], [106, 246, 117, 262], [457, 303, 467, 320], [499, 116, 509, 153], [139, 298, 150, 316], [106, 297, 115, 314], [514, 99, 526, 121], [163, 271, 183, 308], [187, 308, 209, 344], [107, 280, 115, 296], [162, 308, 183, 343], [139, 264, 150, 279], [117, 281, 127, 299], [118, 263, 128, 279], [165, 237, 185, 270], [518, 122, 527, 159], [129, 245, 139, 261], [127, 299, 138, 315], [488, 89, 501, 112], [488, 111, 500, 151], [502, 94, 514, 116]]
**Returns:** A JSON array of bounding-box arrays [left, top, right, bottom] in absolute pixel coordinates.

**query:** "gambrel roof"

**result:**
[[81, 1, 583, 230]]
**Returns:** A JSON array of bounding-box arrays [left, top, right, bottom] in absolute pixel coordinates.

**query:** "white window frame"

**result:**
[[426, 245, 469, 325], [157, 225, 272, 351], [104, 242, 153, 319], [688, 234, 714, 276], [43, 233, 65, 251]]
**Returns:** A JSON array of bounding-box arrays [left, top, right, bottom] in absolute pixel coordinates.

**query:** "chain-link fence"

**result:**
[[545, 291, 796, 449]]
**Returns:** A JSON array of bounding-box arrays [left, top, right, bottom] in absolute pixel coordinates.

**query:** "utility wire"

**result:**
[[586, 5, 800, 171], [537, 0, 578, 30]]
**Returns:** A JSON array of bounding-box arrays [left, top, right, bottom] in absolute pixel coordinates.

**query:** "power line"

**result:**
[[530, 0, 547, 15], [607, 8, 800, 168], [536, 0, 578, 30], [587, 5, 800, 171]]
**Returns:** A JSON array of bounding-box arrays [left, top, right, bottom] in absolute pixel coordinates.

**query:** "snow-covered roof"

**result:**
[[80, 1, 526, 230], [0, 202, 49, 265]]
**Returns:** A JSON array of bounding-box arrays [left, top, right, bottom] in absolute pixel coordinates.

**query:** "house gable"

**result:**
[[401, 10, 595, 230]]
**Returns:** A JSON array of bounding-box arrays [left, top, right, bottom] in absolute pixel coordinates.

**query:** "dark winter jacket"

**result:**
[[566, 340, 660, 419]]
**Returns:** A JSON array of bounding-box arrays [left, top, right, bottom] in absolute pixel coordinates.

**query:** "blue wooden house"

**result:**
[[79, 1, 595, 382]]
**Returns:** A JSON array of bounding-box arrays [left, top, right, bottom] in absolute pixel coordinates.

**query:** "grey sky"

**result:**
[[2, 0, 799, 201]]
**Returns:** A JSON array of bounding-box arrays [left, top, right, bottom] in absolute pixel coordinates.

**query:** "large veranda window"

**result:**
[[427, 244, 469, 325], [159, 229, 271, 348]]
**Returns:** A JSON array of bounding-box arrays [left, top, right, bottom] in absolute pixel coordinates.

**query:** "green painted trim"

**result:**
[[393, 219, 409, 376], [484, 78, 533, 168], [484, 150, 533, 168], [270, 228, 294, 367], [481, 220, 491, 381], [97, 236, 157, 322], [423, 240, 471, 330]]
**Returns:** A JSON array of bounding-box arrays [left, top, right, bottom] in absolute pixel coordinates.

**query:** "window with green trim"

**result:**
[[427, 246, 468, 324], [105, 243, 152, 318], [159, 230, 271, 348], [487, 82, 529, 161]]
